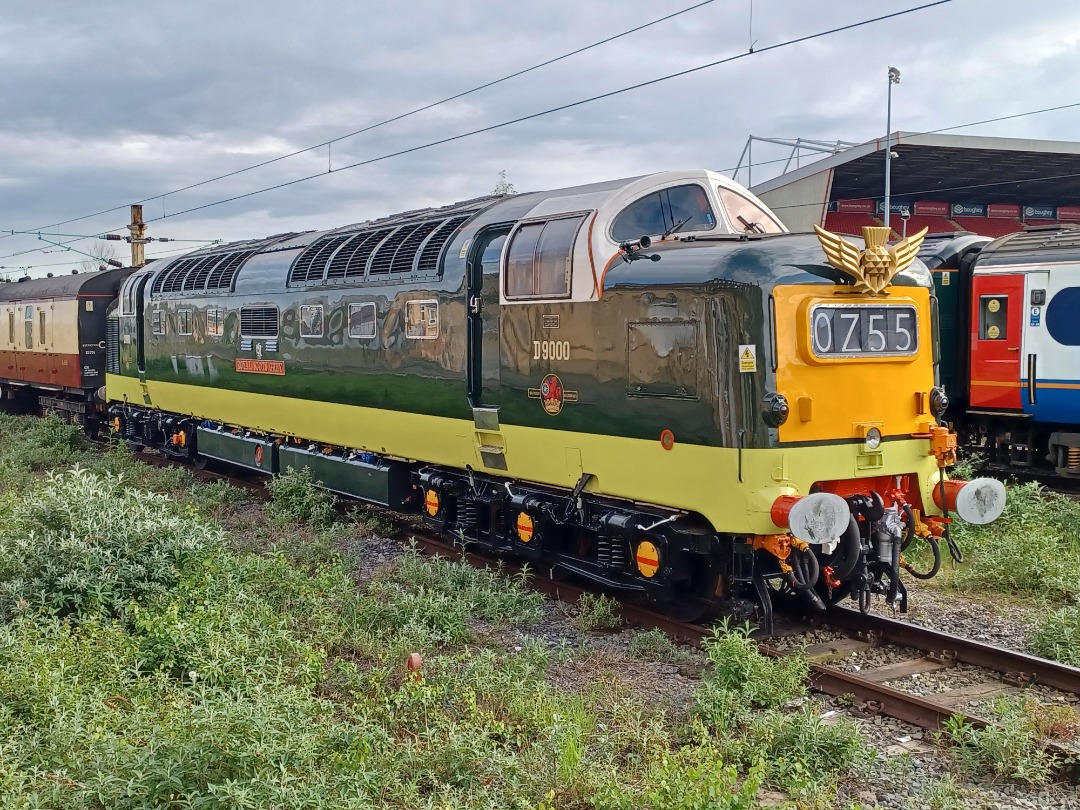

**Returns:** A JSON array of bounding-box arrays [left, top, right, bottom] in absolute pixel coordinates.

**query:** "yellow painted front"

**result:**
[[773, 285, 935, 444], [109, 373, 947, 534]]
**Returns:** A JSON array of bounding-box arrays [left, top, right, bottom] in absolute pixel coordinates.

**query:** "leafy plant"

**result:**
[[0, 467, 222, 619], [267, 466, 337, 528], [939, 695, 1061, 783], [575, 592, 620, 632], [1030, 604, 1080, 667], [628, 628, 700, 669]]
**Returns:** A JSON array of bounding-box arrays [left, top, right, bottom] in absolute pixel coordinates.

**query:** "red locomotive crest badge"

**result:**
[[539, 373, 564, 415], [528, 375, 578, 415]]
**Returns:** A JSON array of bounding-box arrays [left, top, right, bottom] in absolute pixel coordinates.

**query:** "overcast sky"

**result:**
[[2, 0, 1079, 276]]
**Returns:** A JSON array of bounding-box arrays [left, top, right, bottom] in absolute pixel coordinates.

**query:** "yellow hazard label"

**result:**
[[988, 299, 1000, 313], [738, 344, 757, 373], [424, 489, 440, 516]]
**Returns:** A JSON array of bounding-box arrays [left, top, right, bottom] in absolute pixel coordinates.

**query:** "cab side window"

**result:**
[[611, 184, 715, 242], [717, 187, 784, 234], [505, 215, 585, 300]]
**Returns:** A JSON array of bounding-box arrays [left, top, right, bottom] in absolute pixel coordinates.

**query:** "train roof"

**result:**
[[0, 266, 134, 302], [145, 170, 782, 298], [975, 224, 1080, 266]]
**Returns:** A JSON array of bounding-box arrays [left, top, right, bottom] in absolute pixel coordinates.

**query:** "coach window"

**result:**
[[8, 311, 14, 345], [611, 185, 715, 242], [39, 310, 45, 345], [152, 309, 165, 336], [23, 306, 32, 349], [717, 187, 784, 234], [177, 309, 193, 336], [505, 214, 585, 300]]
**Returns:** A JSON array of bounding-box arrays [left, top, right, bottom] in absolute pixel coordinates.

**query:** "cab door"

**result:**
[[968, 273, 1024, 410], [466, 225, 510, 470]]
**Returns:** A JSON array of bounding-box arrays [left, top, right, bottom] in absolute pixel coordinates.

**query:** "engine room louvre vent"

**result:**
[[391, 219, 443, 273], [240, 305, 279, 337], [334, 228, 394, 280], [288, 233, 354, 284], [416, 215, 468, 275], [368, 226, 411, 275], [151, 250, 256, 296]]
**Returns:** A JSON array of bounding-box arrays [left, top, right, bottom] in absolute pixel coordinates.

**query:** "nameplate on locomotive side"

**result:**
[[235, 359, 285, 375]]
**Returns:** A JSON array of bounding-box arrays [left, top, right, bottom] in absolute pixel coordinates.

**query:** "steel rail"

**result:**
[[825, 606, 1080, 695]]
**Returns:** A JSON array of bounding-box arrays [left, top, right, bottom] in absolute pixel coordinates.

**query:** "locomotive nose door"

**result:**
[[968, 272, 1025, 411]]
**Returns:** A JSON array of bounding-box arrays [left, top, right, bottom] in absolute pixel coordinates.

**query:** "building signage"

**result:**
[[235, 359, 285, 375], [875, 200, 911, 216], [987, 203, 1020, 219], [1057, 206, 1080, 222], [1023, 205, 1056, 220], [951, 202, 986, 217], [835, 198, 874, 214], [913, 200, 949, 216]]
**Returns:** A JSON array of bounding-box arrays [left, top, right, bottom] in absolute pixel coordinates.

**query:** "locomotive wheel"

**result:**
[[660, 596, 721, 624], [192, 454, 209, 471]]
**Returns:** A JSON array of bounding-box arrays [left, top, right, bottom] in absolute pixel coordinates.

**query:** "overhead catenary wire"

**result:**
[[0, 0, 720, 243], [136, 1, 956, 224]]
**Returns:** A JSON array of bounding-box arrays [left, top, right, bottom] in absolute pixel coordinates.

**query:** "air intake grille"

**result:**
[[391, 219, 443, 273], [417, 215, 468, 274], [327, 229, 391, 280], [240, 305, 279, 337], [105, 317, 120, 375], [151, 250, 255, 295], [289, 234, 353, 284], [288, 214, 465, 285]]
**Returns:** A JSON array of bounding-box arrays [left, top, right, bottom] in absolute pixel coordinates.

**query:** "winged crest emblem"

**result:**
[[812, 224, 928, 294]]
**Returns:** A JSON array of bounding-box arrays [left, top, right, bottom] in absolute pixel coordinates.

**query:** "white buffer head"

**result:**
[[954, 477, 1007, 525], [788, 492, 851, 544]]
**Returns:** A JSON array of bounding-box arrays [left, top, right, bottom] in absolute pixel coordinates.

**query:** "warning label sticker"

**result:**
[[739, 344, 757, 373]]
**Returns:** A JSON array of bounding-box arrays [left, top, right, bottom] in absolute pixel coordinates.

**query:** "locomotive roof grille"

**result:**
[[289, 213, 468, 285], [417, 216, 469, 274], [333, 229, 394, 280], [151, 249, 258, 296], [391, 219, 443, 273], [368, 226, 411, 275], [204, 251, 256, 291]]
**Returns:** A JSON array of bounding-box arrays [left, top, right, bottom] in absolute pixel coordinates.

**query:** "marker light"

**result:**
[[865, 427, 882, 451], [930, 386, 949, 418]]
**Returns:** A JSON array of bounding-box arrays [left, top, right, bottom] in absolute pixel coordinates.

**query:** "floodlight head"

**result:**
[[888, 66, 901, 84]]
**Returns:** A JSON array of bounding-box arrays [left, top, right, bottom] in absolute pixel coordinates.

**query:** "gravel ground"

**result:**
[[856, 576, 1045, 652]]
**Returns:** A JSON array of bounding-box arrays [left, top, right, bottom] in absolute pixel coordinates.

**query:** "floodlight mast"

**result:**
[[884, 66, 901, 230]]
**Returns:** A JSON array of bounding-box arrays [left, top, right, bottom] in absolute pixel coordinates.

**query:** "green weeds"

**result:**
[[944, 481, 1080, 600], [939, 695, 1070, 784], [267, 465, 337, 528], [1030, 604, 1080, 665], [575, 592, 620, 632], [692, 623, 868, 804]]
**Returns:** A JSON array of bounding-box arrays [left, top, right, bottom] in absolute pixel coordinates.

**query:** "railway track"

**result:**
[[131, 448, 1080, 780]]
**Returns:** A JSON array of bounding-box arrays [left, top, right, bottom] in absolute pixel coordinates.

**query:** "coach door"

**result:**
[[969, 273, 1024, 410], [466, 225, 509, 469]]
